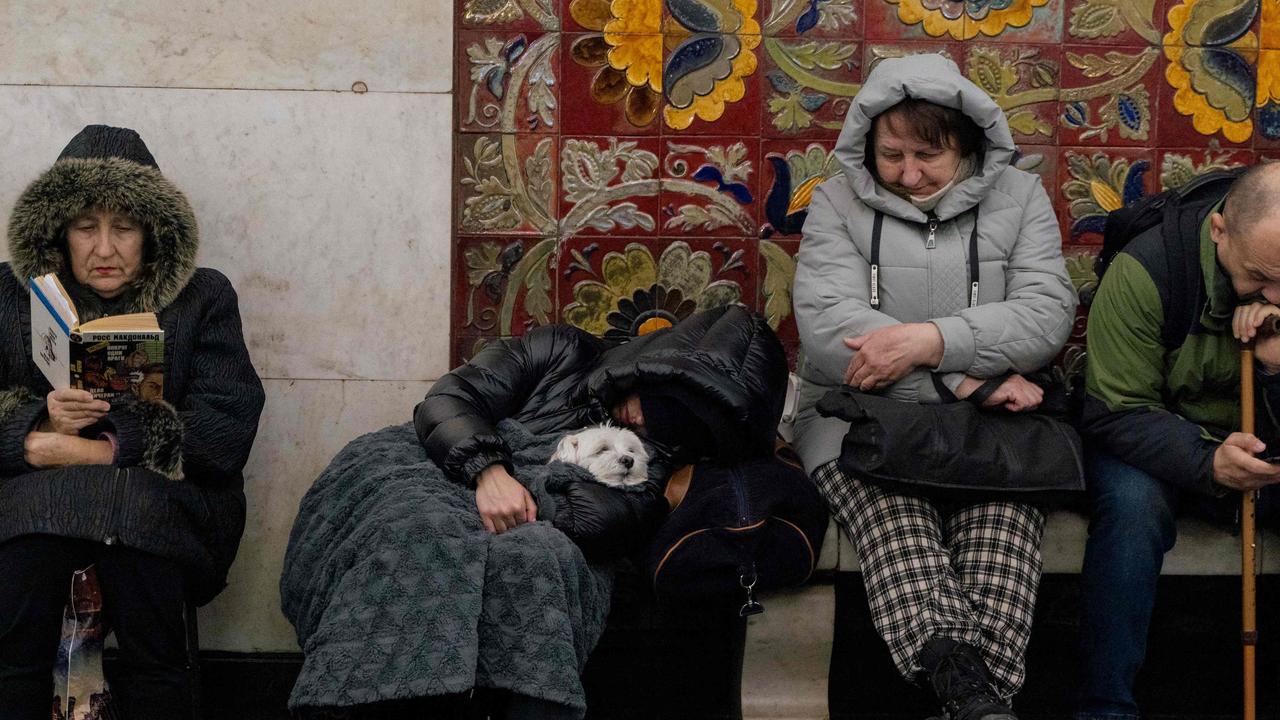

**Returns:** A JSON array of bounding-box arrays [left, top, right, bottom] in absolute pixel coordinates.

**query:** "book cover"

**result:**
[[69, 334, 165, 405], [29, 273, 164, 404]]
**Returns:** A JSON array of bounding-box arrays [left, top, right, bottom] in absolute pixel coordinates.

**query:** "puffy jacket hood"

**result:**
[[833, 53, 1016, 223], [7, 125, 198, 314], [588, 304, 788, 460]]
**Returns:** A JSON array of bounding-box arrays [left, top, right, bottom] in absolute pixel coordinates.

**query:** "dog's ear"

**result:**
[[554, 434, 580, 463]]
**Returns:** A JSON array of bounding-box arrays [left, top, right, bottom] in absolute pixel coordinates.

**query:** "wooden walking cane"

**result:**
[[1241, 342, 1259, 720]]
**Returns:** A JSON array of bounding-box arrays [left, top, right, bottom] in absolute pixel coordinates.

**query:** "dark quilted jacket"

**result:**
[[414, 304, 789, 484]]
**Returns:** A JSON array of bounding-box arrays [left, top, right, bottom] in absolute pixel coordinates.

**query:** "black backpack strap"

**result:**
[[1158, 198, 1214, 348]]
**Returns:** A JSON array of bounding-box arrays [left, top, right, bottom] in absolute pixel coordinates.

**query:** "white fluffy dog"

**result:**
[[550, 424, 649, 488]]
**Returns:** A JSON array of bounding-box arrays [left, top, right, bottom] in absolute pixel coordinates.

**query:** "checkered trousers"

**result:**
[[813, 460, 1045, 698]]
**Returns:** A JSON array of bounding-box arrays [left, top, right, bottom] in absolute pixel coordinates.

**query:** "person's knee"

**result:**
[[1087, 454, 1177, 549]]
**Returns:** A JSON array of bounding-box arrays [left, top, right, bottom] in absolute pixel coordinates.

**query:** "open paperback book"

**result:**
[[30, 273, 165, 405]]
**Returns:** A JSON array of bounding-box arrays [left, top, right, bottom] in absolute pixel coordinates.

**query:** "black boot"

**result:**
[[917, 638, 1017, 720]]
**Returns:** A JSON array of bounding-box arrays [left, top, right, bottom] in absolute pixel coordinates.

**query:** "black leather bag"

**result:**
[[644, 443, 829, 616], [815, 381, 1085, 504]]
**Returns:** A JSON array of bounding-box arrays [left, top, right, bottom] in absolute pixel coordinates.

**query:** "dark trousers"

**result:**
[[1075, 451, 1280, 720], [0, 534, 191, 720]]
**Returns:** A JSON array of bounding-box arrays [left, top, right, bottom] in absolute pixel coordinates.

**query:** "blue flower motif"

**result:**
[[1062, 102, 1088, 129], [1122, 159, 1150, 206], [1116, 95, 1142, 133]]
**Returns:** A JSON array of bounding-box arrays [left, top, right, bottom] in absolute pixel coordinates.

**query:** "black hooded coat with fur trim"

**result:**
[[0, 128, 265, 604]]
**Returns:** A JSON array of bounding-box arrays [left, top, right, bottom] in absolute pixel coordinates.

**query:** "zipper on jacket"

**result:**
[[925, 213, 939, 249]]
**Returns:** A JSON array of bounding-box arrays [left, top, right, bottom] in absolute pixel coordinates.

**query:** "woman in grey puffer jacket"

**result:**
[[792, 54, 1076, 719]]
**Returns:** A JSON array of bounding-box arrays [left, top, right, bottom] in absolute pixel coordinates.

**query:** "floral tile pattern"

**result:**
[[762, 0, 865, 39], [452, 0, 1276, 367], [455, 235, 560, 337], [1055, 146, 1155, 244], [456, 133, 558, 236], [963, 43, 1062, 144], [1058, 45, 1161, 146], [761, 37, 862, 138], [659, 138, 762, 235], [556, 235, 757, 339], [1064, 0, 1165, 46], [458, 30, 560, 134], [559, 135, 662, 236]]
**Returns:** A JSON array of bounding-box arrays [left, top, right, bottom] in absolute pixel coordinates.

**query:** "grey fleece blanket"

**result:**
[[281, 420, 613, 714]]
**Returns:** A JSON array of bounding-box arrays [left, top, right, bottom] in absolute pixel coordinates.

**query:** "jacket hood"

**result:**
[[7, 125, 198, 314], [833, 53, 1016, 223], [587, 304, 788, 461]]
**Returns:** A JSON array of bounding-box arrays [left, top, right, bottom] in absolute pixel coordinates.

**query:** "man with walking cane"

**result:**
[[1075, 162, 1280, 720]]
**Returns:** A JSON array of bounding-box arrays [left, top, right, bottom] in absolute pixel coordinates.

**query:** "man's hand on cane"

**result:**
[[1220, 303, 1280, 492], [1234, 302, 1280, 371]]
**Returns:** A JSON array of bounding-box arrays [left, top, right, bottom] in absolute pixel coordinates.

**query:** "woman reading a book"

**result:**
[[0, 125, 265, 720]]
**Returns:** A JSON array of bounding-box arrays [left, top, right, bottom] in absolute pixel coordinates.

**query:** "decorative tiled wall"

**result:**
[[453, 0, 1280, 364]]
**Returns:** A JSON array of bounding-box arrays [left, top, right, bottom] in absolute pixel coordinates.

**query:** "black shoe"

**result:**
[[917, 638, 1018, 720]]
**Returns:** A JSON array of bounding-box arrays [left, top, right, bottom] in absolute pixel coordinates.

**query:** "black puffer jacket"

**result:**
[[0, 126, 265, 604], [414, 305, 788, 555]]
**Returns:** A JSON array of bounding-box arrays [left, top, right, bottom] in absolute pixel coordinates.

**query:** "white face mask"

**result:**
[[909, 154, 976, 212]]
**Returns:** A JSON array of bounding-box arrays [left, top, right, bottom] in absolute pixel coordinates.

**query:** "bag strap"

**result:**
[[966, 373, 1012, 407], [870, 208, 980, 310]]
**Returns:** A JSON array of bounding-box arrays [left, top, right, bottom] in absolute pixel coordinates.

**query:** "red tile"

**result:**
[[964, 0, 1064, 43], [560, 135, 662, 237], [1058, 45, 1161, 147], [454, 235, 562, 337], [1155, 51, 1255, 148], [457, 0, 560, 32], [960, 43, 1062, 145], [1255, 49, 1280, 146], [862, 0, 953, 41], [861, 40, 968, 79], [1163, 0, 1259, 47], [1011, 145, 1061, 238], [456, 134, 561, 235], [659, 137, 763, 236], [760, 138, 840, 239], [660, 33, 765, 135], [559, 0, 626, 33], [557, 236, 758, 339], [760, 37, 861, 139], [1062, 246, 1100, 339], [1062, 0, 1166, 45], [450, 332, 515, 369], [760, 0, 865, 39], [457, 30, 560, 134], [1154, 147, 1254, 191], [561, 32, 663, 136], [1055, 147, 1156, 245], [758, 237, 800, 346]]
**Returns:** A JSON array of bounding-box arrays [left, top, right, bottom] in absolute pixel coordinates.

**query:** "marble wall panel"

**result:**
[[0, 85, 453, 382], [0, 0, 452, 93], [199, 377, 434, 652]]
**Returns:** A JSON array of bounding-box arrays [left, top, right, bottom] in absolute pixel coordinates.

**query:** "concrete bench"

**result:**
[[739, 512, 1279, 719]]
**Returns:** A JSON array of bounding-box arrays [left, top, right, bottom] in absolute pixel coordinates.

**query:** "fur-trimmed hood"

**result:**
[[6, 126, 198, 314]]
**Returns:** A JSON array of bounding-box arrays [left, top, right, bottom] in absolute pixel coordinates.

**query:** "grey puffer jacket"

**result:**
[[791, 54, 1076, 474], [0, 126, 265, 604]]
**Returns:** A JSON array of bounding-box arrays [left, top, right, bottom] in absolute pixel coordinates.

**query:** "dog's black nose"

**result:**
[[620, 455, 634, 469]]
